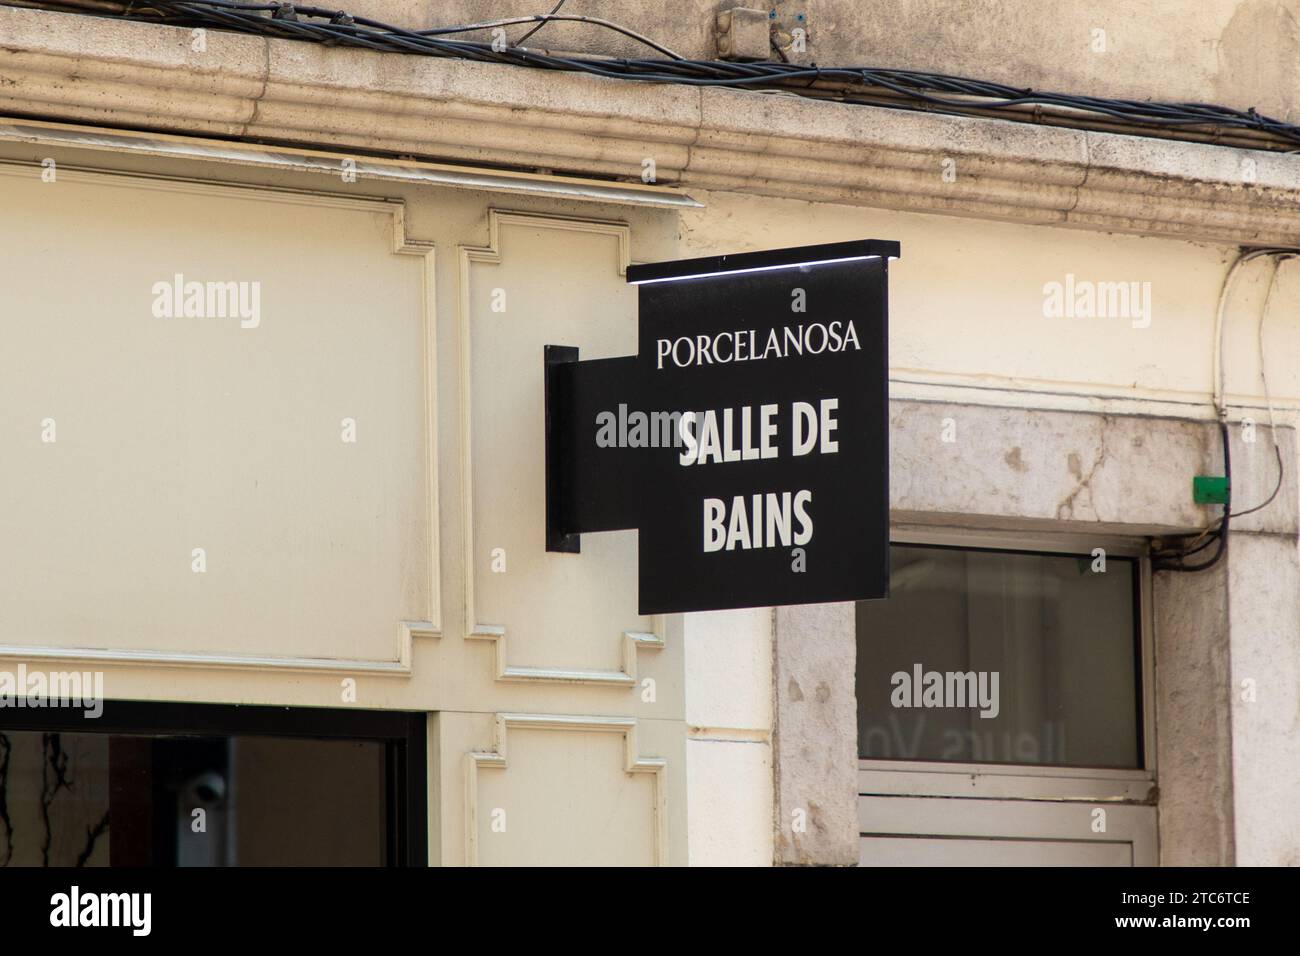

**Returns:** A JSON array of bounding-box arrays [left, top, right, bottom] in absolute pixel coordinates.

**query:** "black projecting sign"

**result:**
[[545, 239, 899, 614]]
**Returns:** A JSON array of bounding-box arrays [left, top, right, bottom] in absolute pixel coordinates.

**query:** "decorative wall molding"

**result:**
[[466, 629, 664, 686], [0, 621, 437, 676], [0, 160, 441, 674], [4, 6, 1300, 245], [464, 712, 668, 866], [687, 726, 772, 744], [388, 203, 443, 644], [457, 209, 664, 685], [887, 367, 1300, 424], [0, 116, 699, 210]]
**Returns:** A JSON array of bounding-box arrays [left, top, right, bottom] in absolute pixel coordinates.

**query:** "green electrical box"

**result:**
[[1193, 475, 1230, 504]]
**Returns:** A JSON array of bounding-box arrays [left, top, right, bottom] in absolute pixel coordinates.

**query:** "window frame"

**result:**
[[858, 525, 1156, 803], [0, 700, 429, 867]]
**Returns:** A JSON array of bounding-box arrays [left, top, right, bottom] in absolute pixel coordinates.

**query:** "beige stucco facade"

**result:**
[[1, 3, 1299, 866]]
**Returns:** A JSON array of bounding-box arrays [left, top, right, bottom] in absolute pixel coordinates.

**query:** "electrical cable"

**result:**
[[416, 14, 684, 60], [1156, 420, 1231, 573], [515, 1, 566, 49], [1230, 254, 1295, 519], [1154, 250, 1296, 572], [43, 0, 1300, 151], [1230, 443, 1284, 519]]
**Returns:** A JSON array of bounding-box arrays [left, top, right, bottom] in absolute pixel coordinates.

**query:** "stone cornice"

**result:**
[[3, 5, 1300, 245]]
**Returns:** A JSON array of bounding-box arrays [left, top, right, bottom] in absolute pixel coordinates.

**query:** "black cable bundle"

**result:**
[[1151, 422, 1232, 574], [57, 0, 1300, 150]]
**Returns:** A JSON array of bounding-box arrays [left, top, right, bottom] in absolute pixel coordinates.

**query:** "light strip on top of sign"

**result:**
[[628, 254, 888, 285], [625, 239, 901, 286]]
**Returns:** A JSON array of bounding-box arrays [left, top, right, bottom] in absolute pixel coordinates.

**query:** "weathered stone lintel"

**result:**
[[4, 7, 1300, 245]]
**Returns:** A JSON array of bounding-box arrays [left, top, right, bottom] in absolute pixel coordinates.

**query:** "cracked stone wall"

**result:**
[[1153, 559, 1234, 865], [1226, 533, 1300, 865], [889, 401, 1262, 534], [773, 601, 858, 865]]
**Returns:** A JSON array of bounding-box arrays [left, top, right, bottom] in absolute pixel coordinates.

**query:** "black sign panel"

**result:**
[[545, 239, 898, 614]]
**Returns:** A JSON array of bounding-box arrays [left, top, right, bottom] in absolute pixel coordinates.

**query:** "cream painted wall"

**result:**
[[0, 168, 429, 665], [473, 726, 659, 866], [683, 607, 773, 866], [462, 216, 648, 671], [681, 189, 1300, 419]]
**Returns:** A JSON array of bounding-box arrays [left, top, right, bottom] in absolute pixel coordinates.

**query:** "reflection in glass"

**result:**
[[856, 545, 1141, 769], [0, 732, 387, 866]]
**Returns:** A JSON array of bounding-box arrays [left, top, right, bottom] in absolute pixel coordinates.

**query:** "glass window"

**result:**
[[0, 703, 424, 867], [856, 543, 1141, 769]]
